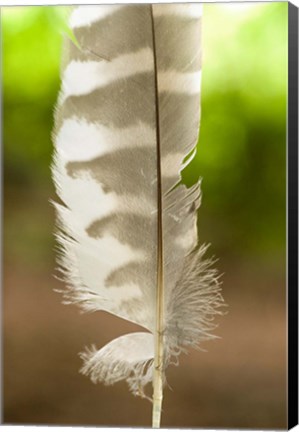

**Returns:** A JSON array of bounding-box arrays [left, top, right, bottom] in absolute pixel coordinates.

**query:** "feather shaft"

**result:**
[[150, 5, 164, 427]]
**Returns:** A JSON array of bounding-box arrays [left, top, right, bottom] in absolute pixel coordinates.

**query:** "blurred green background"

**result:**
[[3, 3, 287, 429]]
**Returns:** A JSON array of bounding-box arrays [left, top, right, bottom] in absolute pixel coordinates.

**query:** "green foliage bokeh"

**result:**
[[3, 4, 287, 262]]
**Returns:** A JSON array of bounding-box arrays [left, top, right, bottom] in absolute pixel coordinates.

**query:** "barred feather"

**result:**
[[52, 2, 223, 415]]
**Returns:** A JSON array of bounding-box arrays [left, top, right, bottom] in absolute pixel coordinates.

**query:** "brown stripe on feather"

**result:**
[[59, 72, 156, 130], [73, 5, 153, 63], [154, 15, 202, 73], [66, 146, 156, 198], [159, 92, 201, 156], [106, 262, 156, 303], [86, 213, 155, 251], [63, 39, 105, 67], [106, 262, 147, 287]]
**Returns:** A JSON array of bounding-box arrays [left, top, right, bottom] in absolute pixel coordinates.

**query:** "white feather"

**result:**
[[52, 4, 224, 422]]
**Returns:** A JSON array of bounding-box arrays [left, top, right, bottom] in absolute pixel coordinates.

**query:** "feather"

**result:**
[[52, 3, 224, 427]]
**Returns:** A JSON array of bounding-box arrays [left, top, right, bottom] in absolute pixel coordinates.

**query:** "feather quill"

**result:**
[[52, 3, 224, 427]]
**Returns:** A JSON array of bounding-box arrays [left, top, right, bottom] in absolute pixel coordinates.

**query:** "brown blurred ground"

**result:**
[[3, 186, 286, 429]]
